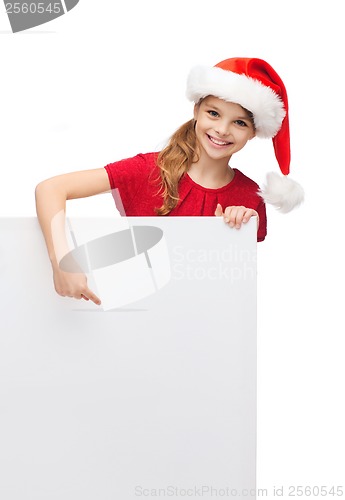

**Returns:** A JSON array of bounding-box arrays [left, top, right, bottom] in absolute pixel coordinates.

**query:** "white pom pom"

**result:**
[[260, 172, 304, 213]]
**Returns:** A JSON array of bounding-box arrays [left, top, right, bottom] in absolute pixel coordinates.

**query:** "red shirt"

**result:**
[[104, 152, 267, 242]]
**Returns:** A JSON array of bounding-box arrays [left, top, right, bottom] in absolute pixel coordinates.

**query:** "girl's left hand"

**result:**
[[215, 204, 259, 229]]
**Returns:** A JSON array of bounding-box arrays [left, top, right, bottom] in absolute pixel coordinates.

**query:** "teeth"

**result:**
[[208, 135, 230, 146]]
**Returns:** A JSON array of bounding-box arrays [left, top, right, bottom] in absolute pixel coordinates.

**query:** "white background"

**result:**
[[1, 0, 344, 496]]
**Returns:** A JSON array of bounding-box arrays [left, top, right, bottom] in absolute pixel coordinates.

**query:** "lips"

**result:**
[[207, 134, 232, 147]]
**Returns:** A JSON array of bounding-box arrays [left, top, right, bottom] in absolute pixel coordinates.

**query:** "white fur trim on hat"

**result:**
[[186, 66, 286, 139], [259, 172, 304, 213]]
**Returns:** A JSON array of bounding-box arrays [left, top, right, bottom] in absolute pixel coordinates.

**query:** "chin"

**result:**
[[203, 145, 231, 161]]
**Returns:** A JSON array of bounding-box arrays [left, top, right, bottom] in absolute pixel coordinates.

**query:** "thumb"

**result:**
[[215, 203, 223, 217]]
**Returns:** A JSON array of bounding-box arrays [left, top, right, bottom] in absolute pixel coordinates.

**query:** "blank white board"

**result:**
[[0, 217, 257, 500]]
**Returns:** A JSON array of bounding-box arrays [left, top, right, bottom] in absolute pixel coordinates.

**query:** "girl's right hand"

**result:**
[[53, 267, 101, 305]]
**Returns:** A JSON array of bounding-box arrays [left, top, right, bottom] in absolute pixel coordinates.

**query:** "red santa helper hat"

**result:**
[[186, 57, 304, 213]]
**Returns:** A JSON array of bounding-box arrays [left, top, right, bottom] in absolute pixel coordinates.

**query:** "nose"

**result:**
[[215, 120, 231, 137]]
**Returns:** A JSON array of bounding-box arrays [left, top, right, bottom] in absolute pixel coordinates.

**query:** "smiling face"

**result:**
[[193, 96, 256, 165]]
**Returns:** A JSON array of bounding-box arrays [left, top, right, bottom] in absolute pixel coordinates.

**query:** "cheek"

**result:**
[[239, 128, 254, 140], [194, 121, 203, 137], [195, 116, 211, 133], [194, 127, 203, 144], [247, 127, 255, 139], [194, 123, 208, 147]]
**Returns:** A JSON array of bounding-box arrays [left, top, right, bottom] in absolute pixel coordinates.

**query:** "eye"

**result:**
[[235, 119, 248, 127], [207, 110, 219, 117]]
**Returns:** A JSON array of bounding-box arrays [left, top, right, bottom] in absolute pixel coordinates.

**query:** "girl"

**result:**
[[35, 57, 303, 306]]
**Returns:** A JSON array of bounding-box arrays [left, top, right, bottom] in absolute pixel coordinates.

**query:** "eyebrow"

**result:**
[[203, 100, 252, 121], [236, 115, 252, 121], [204, 101, 222, 111], [205, 106, 251, 121]]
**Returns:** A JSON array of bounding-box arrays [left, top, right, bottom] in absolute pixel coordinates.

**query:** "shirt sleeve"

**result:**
[[104, 153, 154, 215]]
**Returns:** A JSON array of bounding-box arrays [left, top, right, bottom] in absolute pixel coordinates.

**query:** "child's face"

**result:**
[[193, 96, 255, 163]]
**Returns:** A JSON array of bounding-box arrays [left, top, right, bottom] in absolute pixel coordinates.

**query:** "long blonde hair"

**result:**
[[154, 119, 198, 216]]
